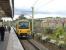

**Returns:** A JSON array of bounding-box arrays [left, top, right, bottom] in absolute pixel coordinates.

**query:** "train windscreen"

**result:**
[[19, 22, 29, 29]]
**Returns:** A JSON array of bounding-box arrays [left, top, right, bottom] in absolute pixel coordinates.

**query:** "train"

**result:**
[[16, 19, 32, 38]]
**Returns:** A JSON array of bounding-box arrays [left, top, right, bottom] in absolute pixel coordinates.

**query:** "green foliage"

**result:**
[[55, 27, 64, 38], [44, 27, 54, 34], [64, 26, 66, 32]]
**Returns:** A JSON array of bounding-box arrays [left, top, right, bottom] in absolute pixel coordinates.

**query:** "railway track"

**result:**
[[20, 39, 48, 50]]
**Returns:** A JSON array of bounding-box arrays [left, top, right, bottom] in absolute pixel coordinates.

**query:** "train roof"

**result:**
[[18, 19, 29, 22]]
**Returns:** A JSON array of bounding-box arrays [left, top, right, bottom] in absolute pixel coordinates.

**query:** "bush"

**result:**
[[55, 27, 64, 38]]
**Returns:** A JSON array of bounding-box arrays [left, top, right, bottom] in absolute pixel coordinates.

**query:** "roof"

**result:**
[[0, 0, 13, 18]]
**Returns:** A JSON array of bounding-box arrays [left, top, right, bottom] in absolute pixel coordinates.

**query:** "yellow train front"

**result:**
[[16, 20, 32, 38]]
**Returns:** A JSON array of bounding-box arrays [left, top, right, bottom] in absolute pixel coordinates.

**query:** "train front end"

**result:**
[[16, 20, 32, 38]]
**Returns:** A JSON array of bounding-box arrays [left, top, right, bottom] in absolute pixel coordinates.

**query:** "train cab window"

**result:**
[[19, 22, 29, 29]]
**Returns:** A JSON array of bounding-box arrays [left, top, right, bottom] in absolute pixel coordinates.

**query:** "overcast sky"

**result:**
[[14, 0, 66, 19]]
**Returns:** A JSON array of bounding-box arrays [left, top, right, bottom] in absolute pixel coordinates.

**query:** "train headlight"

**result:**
[[17, 30, 19, 32], [18, 30, 20, 33], [20, 30, 21, 32]]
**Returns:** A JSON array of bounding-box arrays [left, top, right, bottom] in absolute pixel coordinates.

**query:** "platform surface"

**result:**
[[0, 27, 24, 50], [0, 31, 9, 50], [7, 27, 24, 50]]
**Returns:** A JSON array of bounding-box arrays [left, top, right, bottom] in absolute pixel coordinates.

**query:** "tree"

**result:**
[[19, 14, 26, 19]]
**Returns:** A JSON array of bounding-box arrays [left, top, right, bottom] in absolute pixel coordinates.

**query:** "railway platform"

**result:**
[[0, 27, 24, 50]]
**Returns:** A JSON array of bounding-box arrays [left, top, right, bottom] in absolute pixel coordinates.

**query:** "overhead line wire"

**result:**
[[33, 0, 54, 7], [31, 0, 54, 13], [32, 0, 40, 7]]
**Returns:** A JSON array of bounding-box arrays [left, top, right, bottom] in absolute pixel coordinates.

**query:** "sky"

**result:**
[[14, 0, 66, 19]]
